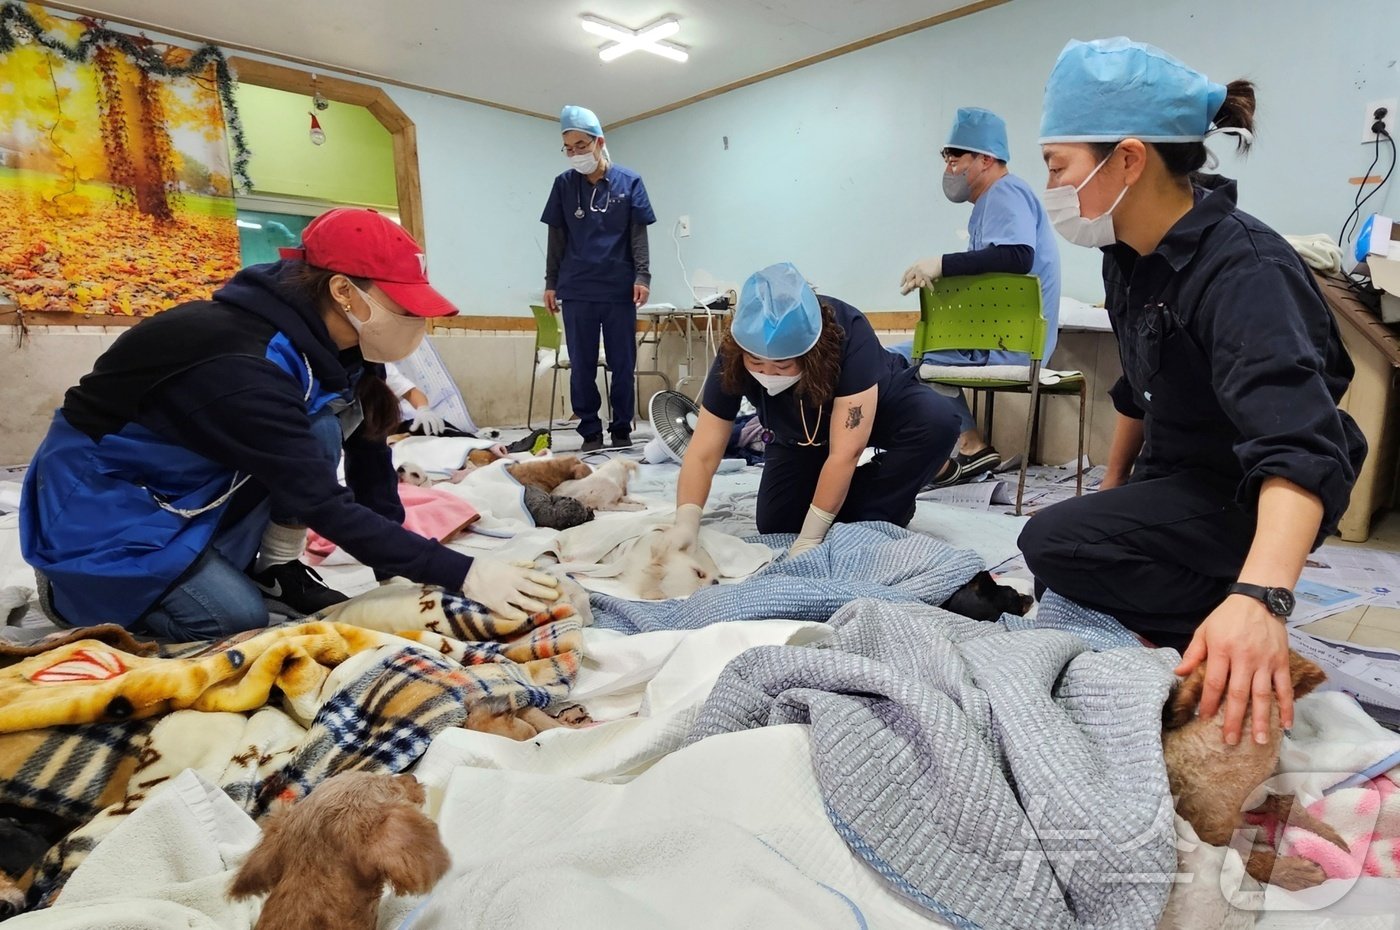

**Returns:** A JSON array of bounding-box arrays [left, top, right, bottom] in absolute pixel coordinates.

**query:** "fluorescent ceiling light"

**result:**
[[580, 15, 688, 63]]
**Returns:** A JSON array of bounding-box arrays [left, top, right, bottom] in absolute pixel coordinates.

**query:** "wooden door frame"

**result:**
[[228, 57, 423, 247]]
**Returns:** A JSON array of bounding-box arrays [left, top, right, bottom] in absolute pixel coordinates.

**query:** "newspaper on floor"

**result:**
[[1289, 578, 1379, 625], [917, 477, 1001, 510], [1290, 628, 1400, 727], [1303, 545, 1400, 609]]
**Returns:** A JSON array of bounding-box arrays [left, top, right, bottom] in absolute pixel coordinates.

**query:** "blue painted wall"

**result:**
[[611, 0, 1400, 311]]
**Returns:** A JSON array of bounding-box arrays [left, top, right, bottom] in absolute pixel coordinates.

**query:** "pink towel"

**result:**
[[1252, 773, 1400, 880], [307, 483, 480, 562]]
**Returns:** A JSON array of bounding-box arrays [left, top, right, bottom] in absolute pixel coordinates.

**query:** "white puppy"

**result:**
[[555, 458, 645, 512], [617, 529, 720, 600], [396, 462, 432, 487]]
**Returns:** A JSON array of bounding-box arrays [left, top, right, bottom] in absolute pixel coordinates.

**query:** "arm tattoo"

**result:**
[[844, 405, 864, 430]]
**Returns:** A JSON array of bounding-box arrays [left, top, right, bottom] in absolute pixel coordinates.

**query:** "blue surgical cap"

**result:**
[[560, 105, 603, 138], [1039, 37, 1227, 143], [732, 263, 822, 361], [947, 107, 1010, 162]]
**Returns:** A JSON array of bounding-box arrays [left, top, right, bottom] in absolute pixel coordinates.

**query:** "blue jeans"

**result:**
[[136, 410, 343, 641], [884, 345, 1031, 434]]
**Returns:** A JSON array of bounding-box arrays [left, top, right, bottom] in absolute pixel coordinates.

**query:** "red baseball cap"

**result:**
[[279, 208, 459, 318]]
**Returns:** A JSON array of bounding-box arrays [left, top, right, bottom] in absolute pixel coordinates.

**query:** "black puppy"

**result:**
[[941, 571, 1034, 622], [0, 805, 75, 918]]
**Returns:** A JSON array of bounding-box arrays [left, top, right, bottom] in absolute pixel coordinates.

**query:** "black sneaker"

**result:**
[[954, 446, 1002, 482], [610, 431, 633, 448], [580, 434, 604, 452], [505, 428, 549, 454], [250, 561, 348, 618], [922, 459, 963, 491]]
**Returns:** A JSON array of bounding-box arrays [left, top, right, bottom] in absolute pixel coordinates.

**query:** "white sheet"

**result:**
[[389, 436, 504, 475], [416, 727, 939, 930]]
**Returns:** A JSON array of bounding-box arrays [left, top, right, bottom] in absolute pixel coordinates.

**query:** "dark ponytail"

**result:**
[[354, 370, 403, 443], [1090, 78, 1256, 178]]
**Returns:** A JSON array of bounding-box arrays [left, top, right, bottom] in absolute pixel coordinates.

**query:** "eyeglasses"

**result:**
[[561, 142, 597, 155], [940, 148, 972, 165]]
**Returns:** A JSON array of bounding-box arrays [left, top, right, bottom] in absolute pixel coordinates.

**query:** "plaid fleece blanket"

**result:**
[[0, 586, 585, 912], [591, 521, 984, 633], [690, 597, 1181, 930]]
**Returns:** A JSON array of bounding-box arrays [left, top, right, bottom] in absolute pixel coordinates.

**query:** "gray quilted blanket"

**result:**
[[690, 597, 1180, 930], [590, 521, 984, 633]]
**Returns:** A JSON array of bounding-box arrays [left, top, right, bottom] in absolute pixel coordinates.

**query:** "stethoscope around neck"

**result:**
[[573, 176, 611, 218]]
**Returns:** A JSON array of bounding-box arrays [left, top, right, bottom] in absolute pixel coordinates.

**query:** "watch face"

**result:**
[[1266, 588, 1295, 617]]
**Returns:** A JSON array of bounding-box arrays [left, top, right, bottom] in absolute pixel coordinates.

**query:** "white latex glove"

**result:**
[[658, 503, 702, 553], [787, 504, 834, 557], [899, 255, 944, 295], [410, 405, 446, 436], [461, 557, 560, 621]]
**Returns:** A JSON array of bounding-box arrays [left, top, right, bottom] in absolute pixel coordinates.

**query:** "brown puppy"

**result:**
[[1163, 651, 1348, 890], [464, 700, 595, 739], [507, 455, 591, 493], [229, 772, 449, 930]]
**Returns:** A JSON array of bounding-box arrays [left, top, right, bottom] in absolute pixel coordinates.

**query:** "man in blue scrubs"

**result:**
[[541, 105, 657, 451], [894, 107, 1061, 485]]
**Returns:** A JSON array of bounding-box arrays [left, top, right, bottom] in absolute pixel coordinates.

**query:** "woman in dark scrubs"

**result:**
[[1019, 38, 1366, 746], [660, 262, 959, 558]]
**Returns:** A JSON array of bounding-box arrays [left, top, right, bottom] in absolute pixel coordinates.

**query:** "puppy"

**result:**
[[0, 874, 24, 921], [507, 455, 591, 493], [0, 805, 75, 919], [521, 486, 594, 530], [1163, 651, 1347, 890], [940, 571, 1034, 622], [616, 530, 721, 600], [464, 699, 595, 740], [555, 458, 645, 512], [229, 772, 450, 930], [396, 462, 432, 487]]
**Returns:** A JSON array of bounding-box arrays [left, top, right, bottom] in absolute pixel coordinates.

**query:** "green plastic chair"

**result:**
[[526, 305, 610, 438], [912, 273, 1087, 514]]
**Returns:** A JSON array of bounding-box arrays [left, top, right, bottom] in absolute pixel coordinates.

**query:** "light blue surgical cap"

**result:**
[[947, 107, 1009, 161], [732, 263, 822, 361], [560, 105, 603, 138], [1039, 37, 1227, 143]]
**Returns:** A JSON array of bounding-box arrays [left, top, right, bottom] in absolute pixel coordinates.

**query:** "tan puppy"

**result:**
[[1163, 651, 1347, 890], [506, 455, 591, 493], [229, 772, 449, 930], [555, 458, 645, 512], [464, 700, 594, 739], [617, 530, 721, 600]]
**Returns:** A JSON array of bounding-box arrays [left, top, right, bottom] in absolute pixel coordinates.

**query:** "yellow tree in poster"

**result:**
[[0, 4, 242, 315]]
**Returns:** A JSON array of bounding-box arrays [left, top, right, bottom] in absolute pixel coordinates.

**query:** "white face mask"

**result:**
[[750, 371, 800, 396], [346, 285, 426, 363], [568, 152, 599, 174], [1042, 148, 1130, 249]]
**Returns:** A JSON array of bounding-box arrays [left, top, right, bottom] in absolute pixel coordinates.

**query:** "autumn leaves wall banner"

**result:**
[[0, 3, 252, 316]]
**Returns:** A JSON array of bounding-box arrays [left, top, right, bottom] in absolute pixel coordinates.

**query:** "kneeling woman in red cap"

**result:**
[[21, 208, 558, 640]]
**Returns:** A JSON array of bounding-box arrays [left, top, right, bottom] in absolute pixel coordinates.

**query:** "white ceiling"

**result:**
[[51, 0, 991, 124]]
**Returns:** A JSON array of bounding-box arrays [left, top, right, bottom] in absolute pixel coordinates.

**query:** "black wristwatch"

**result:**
[[1227, 582, 1296, 618]]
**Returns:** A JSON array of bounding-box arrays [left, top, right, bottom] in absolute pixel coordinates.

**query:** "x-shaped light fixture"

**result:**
[[580, 15, 689, 63]]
